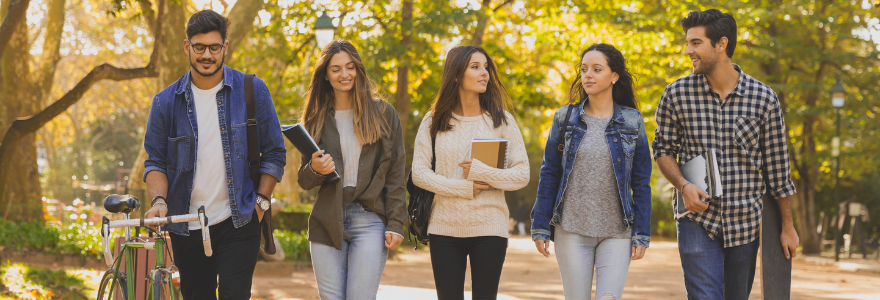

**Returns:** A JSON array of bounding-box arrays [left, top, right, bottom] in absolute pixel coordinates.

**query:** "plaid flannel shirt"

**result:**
[[652, 64, 796, 248]]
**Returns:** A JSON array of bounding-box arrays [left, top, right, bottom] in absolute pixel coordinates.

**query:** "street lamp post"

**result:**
[[830, 78, 846, 262], [314, 12, 336, 50]]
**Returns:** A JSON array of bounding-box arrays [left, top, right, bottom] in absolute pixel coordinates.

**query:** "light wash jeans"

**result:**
[[310, 202, 388, 300], [554, 226, 631, 300]]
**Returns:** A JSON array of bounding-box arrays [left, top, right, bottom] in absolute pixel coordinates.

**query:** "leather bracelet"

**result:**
[[256, 192, 270, 201], [151, 195, 166, 206], [680, 182, 691, 191]]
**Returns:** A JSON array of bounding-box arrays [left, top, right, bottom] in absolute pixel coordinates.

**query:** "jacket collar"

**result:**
[[577, 101, 626, 125]]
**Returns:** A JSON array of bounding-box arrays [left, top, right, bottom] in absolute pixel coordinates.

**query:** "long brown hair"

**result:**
[[430, 45, 512, 138], [301, 40, 388, 144]]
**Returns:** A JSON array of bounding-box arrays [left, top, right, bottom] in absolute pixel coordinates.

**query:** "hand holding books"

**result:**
[[459, 159, 491, 197], [281, 124, 340, 183], [462, 138, 508, 196], [675, 149, 723, 217], [681, 182, 711, 214]]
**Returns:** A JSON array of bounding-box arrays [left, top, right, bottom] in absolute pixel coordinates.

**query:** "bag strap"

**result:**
[[245, 74, 261, 188], [430, 133, 436, 171], [557, 105, 574, 151]]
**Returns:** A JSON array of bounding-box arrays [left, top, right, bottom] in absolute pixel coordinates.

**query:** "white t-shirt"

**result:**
[[335, 110, 363, 187], [188, 81, 232, 230]]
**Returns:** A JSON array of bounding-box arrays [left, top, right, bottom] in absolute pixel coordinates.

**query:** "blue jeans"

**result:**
[[677, 218, 759, 300], [310, 203, 388, 300], [554, 227, 632, 300]]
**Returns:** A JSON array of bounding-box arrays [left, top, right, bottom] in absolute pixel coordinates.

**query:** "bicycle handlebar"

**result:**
[[107, 214, 199, 228], [101, 205, 212, 268]]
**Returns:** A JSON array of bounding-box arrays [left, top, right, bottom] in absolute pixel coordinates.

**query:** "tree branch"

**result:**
[[493, 0, 514, 12], [0, 0, 31, 58], [0, 0, 164, 200]]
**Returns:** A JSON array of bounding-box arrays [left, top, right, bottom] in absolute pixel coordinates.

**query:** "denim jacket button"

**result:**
[[617, 158, 621, 162], [614, 138, 618, 142]]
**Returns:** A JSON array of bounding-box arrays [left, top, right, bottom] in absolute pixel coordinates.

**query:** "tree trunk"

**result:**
[[128, 0, 188, 197], [0, 0, 40, 221], [394, 0, 412, 132], [224, 0, 263, 64], [470, 0, 492, 46], [34, 0, 66, 104]]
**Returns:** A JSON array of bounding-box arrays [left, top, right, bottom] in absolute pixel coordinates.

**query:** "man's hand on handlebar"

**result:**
[[144, 200, 168, 232]]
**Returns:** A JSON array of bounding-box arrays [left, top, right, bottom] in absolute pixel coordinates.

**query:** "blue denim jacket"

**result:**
[[531, 102, 652, 247], [143, 66, 287, 236]]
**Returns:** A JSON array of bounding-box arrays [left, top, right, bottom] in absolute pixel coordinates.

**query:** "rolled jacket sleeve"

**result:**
[[761, 93, 796, 199], [143, 95, 168, 181]]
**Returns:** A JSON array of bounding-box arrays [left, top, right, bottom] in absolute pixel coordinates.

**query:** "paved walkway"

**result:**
[[251, 237, 880, 300]]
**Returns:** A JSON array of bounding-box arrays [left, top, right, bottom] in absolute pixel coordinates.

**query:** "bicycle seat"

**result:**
[[103, 194, 140, 214]]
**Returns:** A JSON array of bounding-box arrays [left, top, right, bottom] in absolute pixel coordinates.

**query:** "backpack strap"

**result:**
[[557, 105, 574, 151], [245, 74, 260, 187]]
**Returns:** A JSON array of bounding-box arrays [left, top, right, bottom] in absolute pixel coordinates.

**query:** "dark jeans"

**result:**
[[677, 218, 759, 300], [429, 235, 508, 300], [170, 212, 261, 300]]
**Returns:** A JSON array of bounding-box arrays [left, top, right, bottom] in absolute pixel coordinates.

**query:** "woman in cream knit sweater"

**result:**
[[411, 45, 530, 300]]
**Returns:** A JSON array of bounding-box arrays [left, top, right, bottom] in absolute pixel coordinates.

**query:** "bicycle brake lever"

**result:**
[[101, 216, 113, 267]]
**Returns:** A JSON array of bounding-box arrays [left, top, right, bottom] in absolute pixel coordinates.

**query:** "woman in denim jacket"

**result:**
[[531, 44, 652, 300]]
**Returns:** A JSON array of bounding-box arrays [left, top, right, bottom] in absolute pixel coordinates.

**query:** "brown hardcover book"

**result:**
[[470, 138, 507, 190]]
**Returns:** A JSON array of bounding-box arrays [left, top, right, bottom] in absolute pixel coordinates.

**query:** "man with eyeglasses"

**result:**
[[141, 9, 286, 299]]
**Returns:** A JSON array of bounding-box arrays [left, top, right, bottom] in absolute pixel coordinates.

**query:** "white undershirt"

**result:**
[[188, 81, 232, 230], [335, 110, 363, 187]]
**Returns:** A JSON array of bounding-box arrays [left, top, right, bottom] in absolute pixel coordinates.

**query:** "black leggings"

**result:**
[[429, 235, 508, 300]]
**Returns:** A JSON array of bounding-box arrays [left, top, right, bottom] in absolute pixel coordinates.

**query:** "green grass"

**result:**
[[0, 263, 97, 300]]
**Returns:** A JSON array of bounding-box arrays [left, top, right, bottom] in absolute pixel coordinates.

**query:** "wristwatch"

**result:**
[[255, 193, 271, 212]]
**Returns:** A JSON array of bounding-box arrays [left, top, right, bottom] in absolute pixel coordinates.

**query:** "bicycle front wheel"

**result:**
[[151, 271, 170, 300], [96, 270, 128, 300]]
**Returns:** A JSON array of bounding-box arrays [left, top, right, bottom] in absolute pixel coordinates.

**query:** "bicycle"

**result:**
[[96, 194, 213, 300]]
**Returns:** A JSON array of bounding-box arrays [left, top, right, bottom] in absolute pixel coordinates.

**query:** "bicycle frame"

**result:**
[[99, 202, 209, 300], [106, 236, 175, 299]]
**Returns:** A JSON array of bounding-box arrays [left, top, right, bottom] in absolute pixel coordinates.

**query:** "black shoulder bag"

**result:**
[[406, 133, 436, 248], [245, 74, 276, 255]]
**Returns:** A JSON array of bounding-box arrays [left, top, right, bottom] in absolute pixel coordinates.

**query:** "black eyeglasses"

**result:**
[[188, 40, 224, 54]]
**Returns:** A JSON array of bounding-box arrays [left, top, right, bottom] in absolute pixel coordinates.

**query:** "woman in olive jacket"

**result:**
[[297, 39, 407, 300]]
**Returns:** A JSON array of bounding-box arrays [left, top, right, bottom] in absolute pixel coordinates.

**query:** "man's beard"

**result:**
[[693, 53, 718, 75], [189, 53, 225, 77]]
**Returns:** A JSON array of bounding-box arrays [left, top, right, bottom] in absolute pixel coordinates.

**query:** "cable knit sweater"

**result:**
[[412, 111, 530, 238]]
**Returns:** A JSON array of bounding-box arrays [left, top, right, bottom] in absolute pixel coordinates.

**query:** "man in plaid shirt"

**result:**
[[652, 9, 800, 300]]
